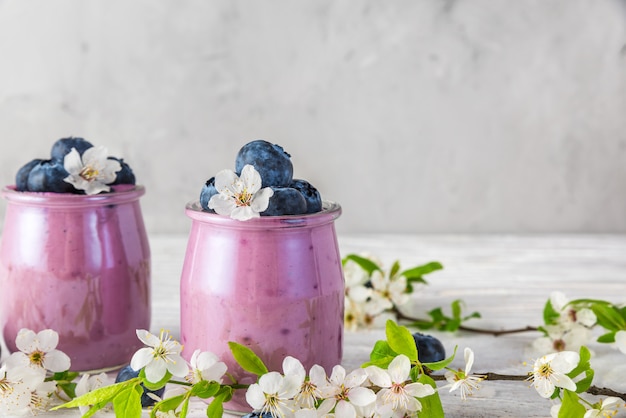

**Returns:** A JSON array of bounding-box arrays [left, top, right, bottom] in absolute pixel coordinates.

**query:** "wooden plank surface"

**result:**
[[3, 234, 626, 417]]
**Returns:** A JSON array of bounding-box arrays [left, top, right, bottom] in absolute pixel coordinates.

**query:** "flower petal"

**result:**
[[166, 354, 190, 378], [365, 366, 391, 388], [135, 330, 160, 347], [405, 382, 435, 398], [213, 169, 239, 195], [387, 355, 410, 383], [343, 368, 368, 389], [464, 347, 475, 375], [231, 206, 258, 221], [145, 360, 167, 383], [36, 329, 60, 352], [208, 194, 237, 215], [240, 165, 262, 194], [63, 148, 84, 175], [534, 376, 556, 398], [283, 356, 306, 381], [15, 329, 38, 352], [259, 371, 284, 394], [335, 399, 357, 418], [42, 350, 71, 372], [130, 347, 154, 371], [250, 187, 273, 212], [245, 383, 266, 410], [347, 386, 376, 406]]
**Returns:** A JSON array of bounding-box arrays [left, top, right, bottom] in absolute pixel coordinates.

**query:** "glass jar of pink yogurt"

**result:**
[[180, 200, 344, 411], [0, 184, 151, 371]]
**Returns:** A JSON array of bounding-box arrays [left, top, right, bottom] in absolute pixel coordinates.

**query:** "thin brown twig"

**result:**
[[430, 373, 626, 401], [393, 309, 539, 336]]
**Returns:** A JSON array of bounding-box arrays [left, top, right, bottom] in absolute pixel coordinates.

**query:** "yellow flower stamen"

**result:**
[[29, 350, 46, 367], [80, 166, 99, 181]]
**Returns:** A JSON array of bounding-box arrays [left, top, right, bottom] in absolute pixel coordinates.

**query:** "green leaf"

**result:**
[[386, 320, 418, 362], [112, 385, 143, 418], [591, 304, 626, 331], [567, 346, 592, 388], [140, 368, 172, 390], [207, 388, 232, 418], [401, 262, 443, 279], [423, 345, 458, 371], [416, 374, 445, 418], [409, 365, 421, 382], [151, 395, 186, 418], [57, 382, 77, 399], [52, 378, 139, 409], [190, 380, 221, 399], [389, 260, 401, 279], [228, 341, 269, 376], [361, 356, 395, 369], [597, 331, 616, 343], [558, 390, 585, 418], [451, 300, 462, 320], [575, 369, 594, 393], [369, 340, 397, 361], [180, 396, 190, 418], [342, 254, 382, 275], [543, 299, 560, 325]]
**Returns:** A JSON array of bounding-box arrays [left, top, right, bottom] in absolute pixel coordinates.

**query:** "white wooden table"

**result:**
[[3, 234, 626, 417]]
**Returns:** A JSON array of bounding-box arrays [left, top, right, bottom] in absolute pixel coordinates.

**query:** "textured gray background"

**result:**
[[0, 0, 625, 234]]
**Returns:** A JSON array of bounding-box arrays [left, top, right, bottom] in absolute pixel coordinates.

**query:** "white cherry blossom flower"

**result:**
[[318, 365, 376, 418], [443, 348, 485, 400], [5, 328, 71, 373], [369, 270, 409, 308], [246, 371, 300, 418], [282, 356, 326, 409], [583, 396, 622, 418], [130, 329, 189, 383], [532, 323, 592, 354], [366, 355, 435, 417], [63, 146, 121, 195], [208, 165, 274, 221], [186, 349, 227, 384], [615, 330, 626, 355], [530, 351, 579, 398], [75, 372, 114, 415], [0, 365, 48, 416]]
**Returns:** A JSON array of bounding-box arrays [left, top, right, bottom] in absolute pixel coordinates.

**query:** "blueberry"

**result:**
[[199, 177, 217, 211], [235, 140, 293, 188], [115, 365, 165, 407], [109, 157, 136, 185], [412, 333, 446, 364], [26, 160, 75, 193], [290, 179, 322, 213], [50, 137, 93, 161], [15, 159, 44, 191], [242, 413, 274, 418], [262, 187, 307, 216]]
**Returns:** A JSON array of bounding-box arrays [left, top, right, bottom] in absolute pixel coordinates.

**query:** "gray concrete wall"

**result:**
[[1, 0, 625, 234]]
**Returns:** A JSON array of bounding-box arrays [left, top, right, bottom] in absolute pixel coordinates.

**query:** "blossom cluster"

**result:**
[[0, 329, 70, 415], [343, 254, 443, 331], [533, 291, 598, 354]]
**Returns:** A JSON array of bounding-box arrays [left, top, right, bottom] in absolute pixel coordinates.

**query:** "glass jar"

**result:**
[[0, 184, 151, 371], [180, 201, 344, 411]]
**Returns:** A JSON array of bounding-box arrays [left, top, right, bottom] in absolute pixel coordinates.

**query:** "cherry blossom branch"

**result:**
[[428, 373, 626, 401], [393, 308, 539, 336]]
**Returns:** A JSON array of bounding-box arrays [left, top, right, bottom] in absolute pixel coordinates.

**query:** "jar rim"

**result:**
[[2, 184, 145, 207], [185, 200, 341, 229]]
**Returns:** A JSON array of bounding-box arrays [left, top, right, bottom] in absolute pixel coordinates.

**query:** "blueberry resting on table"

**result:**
[[115, 365, 165, 407], [412, 332, 446, 364]]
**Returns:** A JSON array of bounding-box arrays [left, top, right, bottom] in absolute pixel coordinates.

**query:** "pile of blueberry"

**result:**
[[200, 140, 323, 216], [15, 137, 135, 193]]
